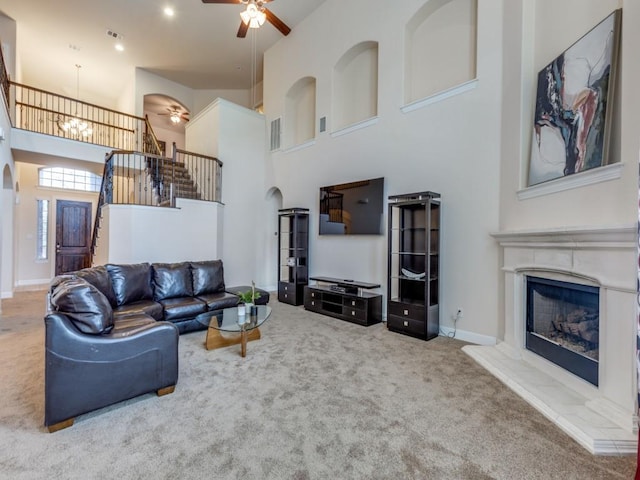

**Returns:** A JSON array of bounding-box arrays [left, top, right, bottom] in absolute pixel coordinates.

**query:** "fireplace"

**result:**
[[526, 276, 599, 386], [464, 225, 637, 454]]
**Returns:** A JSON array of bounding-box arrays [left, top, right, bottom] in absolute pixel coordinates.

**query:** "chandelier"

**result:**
[[240, 1, 266, 29], [60, 64, 93, 138]]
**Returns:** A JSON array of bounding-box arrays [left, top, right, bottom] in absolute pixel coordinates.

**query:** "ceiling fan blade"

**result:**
[[264, 7, 291, 36], [237, 20, 249, 38], [201, 0, 273, 3]]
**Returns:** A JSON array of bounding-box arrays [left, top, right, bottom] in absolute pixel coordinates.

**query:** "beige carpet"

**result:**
[[0, 292, 636, 479]]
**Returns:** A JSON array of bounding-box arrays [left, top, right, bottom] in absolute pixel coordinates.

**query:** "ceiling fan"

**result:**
[[158, 107, 190, 124], [202, 0, 291, 38]]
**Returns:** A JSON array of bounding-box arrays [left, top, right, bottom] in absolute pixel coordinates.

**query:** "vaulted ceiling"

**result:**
[[0, 0, 325, 107]]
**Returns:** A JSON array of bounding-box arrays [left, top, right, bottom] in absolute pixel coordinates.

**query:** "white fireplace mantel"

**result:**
[[491, 224, 635, 251], [464, 224, 638, 455]]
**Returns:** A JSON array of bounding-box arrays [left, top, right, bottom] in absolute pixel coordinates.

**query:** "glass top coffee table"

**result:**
[[197, 305, 271, 357]]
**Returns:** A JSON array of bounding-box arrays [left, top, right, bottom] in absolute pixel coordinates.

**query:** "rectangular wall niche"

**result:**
[[526, 276, 599, 386]]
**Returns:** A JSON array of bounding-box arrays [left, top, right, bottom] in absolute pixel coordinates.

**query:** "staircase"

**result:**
[[91, 149, 222, 260], [147, 158, 201, 207]]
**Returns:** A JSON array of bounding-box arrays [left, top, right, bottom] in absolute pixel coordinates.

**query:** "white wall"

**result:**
[[116, 68, 137, 115], [193, 89, 251, 113], [185, 99, 268, 288], [149, 124, 185, 153], [263, 0, 504, 339], [95, 199, 223, 265], [499, 0, 636, 231]]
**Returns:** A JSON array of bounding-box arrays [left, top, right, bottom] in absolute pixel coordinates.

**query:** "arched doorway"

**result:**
[[263, 187, 283, 290], [143, 94, 190, 155], [1, 165, 15, 304]]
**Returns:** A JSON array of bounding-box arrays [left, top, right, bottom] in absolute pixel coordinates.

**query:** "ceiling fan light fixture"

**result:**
[[170, 111, 181, 124], [240, 3, 265, 28], [255, 11, 266, 27]]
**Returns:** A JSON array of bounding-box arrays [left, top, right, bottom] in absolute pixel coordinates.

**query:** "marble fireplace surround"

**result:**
[[464, 225, 637, 454]]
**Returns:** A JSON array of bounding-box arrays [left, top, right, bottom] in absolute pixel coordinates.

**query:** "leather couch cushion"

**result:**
[[74, 265, 118, 307], [50, 278, 114, 334], [159, 297, 207, 321], [191, 260, 225, 296], [153, 262, 193, 301], [106, 263, 153, 306], [112, 313, 156, 334], [197, 291, 239, 311], [113, 299, 164, 321]]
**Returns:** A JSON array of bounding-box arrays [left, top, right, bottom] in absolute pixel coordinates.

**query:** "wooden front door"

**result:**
[[55, 200, 92, 275]]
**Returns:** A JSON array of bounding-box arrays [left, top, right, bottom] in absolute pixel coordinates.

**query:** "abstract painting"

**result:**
[[528, 10, 621, 186]]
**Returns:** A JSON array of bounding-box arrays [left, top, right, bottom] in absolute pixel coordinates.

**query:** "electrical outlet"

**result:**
[[457, 308, 463, 318]]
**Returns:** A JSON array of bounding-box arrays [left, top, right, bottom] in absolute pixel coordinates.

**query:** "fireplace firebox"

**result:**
[[526, 276, 599, 386]]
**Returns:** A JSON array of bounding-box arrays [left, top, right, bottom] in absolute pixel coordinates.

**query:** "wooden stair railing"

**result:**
[[90, 153, 111, 258], [11, 82, 154, 151], [90, 149, 223, 259], [172, 144, 223, 203]]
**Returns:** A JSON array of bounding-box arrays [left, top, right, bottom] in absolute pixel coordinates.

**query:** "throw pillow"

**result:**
[[50, 278, 114, 334]]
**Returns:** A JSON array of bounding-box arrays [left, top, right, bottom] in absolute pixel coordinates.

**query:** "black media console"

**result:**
[[303, 277, 382, 326]]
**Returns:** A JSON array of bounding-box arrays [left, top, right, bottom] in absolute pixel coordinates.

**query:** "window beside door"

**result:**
[[36, 199, 49, 260]]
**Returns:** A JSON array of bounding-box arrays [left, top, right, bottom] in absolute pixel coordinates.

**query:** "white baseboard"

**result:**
[[3, 279, 50, 298], [439, 326, 497, 346], [15, 279, 50, 291]]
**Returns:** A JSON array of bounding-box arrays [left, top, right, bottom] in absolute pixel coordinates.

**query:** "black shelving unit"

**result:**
[[277, 208, 309, 305], [387, 191, 440, 340]]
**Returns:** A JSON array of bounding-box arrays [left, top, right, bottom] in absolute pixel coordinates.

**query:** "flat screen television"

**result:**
[[319, 177, 384, 235]]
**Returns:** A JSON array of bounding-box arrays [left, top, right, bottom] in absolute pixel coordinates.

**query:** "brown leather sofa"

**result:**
[[44, 260, 269, 432]]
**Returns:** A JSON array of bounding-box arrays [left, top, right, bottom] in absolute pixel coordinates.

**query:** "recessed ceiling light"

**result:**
[[115, 43, 124, 52], [164, 7, 175, 17]]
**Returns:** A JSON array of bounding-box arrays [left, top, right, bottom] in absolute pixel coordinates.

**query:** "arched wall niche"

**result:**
[[405, 0, 477, 104], [3, 164, 13, 188], [283, 77, 316, 149], [332, 41, 379, 131]]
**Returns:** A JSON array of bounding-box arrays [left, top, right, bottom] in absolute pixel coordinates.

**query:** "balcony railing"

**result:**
[[174, 146, 223, 203], [91, 149, 223, 256], [0, 45, 9, 111], [10, 82, 158, 152]]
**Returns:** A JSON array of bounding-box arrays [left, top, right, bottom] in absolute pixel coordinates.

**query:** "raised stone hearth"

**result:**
[[464, 225, 637, 454]]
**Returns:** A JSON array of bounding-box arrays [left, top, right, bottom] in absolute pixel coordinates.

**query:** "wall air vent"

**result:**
[[270, 117, 281, 151], [106, 29, 123, 40]]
